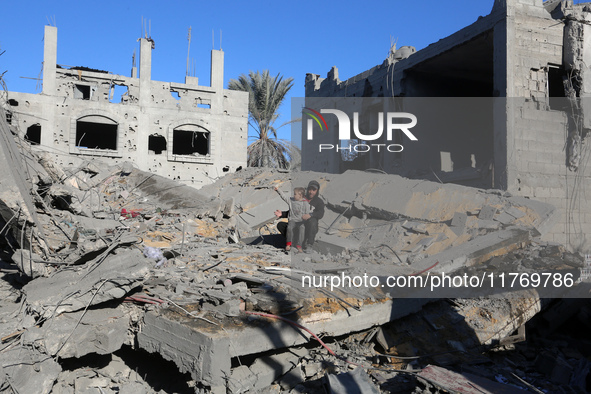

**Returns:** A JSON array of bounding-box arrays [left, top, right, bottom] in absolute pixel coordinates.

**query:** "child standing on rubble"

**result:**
[[274, 186, 312, 252]]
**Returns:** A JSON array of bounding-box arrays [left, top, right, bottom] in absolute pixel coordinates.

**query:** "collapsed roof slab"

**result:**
[[23, 248, 149, 319], [127, 169, 222, 213], [138, 285, 548, 391], [321, 170, 557, 236], [137, 296, 428, 390], [412, 227, 531, 275]]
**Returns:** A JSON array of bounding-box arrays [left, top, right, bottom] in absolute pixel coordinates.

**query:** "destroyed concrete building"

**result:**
[[0, 2, 590, 393], [304, 0, 591, 252], [4, 26, 248, 187], [1, 86, 590, 391]]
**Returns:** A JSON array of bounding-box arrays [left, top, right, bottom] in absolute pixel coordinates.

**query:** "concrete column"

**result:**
[[185, 75, 199, 85], [491, 0, 519, 191], [210, 50, 224, 90], [138, 38, 153, 171], [209, 50, 224, 175], [139, 38, 152, 106], [42, 26, 57, 96]]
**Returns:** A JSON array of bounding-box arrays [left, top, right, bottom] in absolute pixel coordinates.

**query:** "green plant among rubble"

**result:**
[[228, 70, 299, 169]]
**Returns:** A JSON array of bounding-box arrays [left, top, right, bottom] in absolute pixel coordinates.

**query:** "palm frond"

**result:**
[[229, 70, 295, 168]]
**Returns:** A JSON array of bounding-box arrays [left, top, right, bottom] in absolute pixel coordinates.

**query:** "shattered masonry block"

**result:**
[[451, 212, 467, 228], [494, 212, 515, 225], [478, 205, 497, 221], [222, 197, 235, 217], [450, 212, 467, 236]]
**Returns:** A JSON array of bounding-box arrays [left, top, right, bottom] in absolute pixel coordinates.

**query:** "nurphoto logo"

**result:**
[[303, 107, 418, 153]]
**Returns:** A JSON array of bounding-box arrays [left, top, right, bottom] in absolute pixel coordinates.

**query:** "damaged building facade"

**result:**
[[4, 26, 248, 186], [304, 0, 591, 252]]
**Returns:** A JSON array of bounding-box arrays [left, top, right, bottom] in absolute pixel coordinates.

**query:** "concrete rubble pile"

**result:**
[[0, 113, 590, 393]]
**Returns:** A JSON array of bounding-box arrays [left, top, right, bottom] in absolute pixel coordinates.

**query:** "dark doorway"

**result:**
[[548, 65, 568, 111]]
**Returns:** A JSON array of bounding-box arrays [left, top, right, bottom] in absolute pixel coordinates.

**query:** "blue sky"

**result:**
[[0, 0, 544, 142]]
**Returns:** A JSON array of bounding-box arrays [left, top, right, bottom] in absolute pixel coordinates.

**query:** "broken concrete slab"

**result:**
[[450, 212, 467, 236], [47, 183, 91, 216], [23, 249, 149, 318], [62, 160, 121, 191], [478, 205, 497, 221], [476, 218, 500, 230], [137, 309, 231, 392], [494, 211, 515, 225], [221, 197, 235, 217], [23, 306, 130, 358], [128, 170, 222, 214], [72, 215, 123, 235], [411, 227, 531, 275], [0, 347, 62, 394], [238, 194, 284, 229], [138, 297, 427, 390], [321, 170, 556, 237], [505, 206, 526, 219], [11, 249, 51, 278]]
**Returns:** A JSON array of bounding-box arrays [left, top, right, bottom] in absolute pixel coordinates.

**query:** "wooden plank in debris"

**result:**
[[418, 365, 524, 394]]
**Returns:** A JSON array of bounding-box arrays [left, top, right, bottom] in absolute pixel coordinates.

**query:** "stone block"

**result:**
[[478, 205, 497, 221], [450, 212, 467, 236]]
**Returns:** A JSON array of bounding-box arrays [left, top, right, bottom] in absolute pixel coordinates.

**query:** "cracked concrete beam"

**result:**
[[137, 298, 427, 390]]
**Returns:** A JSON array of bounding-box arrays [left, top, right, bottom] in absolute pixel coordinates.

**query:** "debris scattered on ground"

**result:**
[[0, 108, 589, 392]]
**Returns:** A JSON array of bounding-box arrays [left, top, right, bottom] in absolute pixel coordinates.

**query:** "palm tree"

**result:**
[[228, 70, 299, 168]]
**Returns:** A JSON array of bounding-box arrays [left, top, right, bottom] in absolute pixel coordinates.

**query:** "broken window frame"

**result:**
[[109, 83, 130, 104], [73, 83, 96, 100], [168, 122, 213, 164], [148, 134, 167, 155], [25, 123, 42, 145], [70, 113, 123, 158]]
